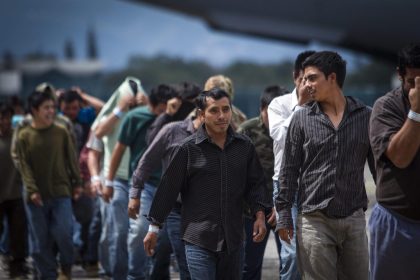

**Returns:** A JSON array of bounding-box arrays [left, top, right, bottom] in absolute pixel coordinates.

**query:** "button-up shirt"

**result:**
[[268, 89, 298, 181], [276, 96, 375, 229], [130, 117, 196, 199], [147, 124, 272, 253]]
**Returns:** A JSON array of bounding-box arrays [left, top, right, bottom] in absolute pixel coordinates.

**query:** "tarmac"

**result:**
[[0, 166, 376, 280]]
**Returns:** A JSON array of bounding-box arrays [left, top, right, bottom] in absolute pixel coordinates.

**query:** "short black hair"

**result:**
[[195, 87, 231, 111], [260, 85, 289, 109], [149, 84, 177, 107], [397, 43, 420, 76], [58, 89, 83, 105], [302, 51, 347, 88], [177, 81, 201, 101], [27, 90, 56, 115], [293, 50, 316, 79], [8, 95, 24, 109], [0, 102, 14, 117]]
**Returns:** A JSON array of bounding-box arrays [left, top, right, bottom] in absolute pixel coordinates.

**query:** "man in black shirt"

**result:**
[[143, 88, 272, 280], [369, 44, 420, 279]]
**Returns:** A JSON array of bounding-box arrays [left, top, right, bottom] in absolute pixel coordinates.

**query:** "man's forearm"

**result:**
[[386, 119, 420, 168]]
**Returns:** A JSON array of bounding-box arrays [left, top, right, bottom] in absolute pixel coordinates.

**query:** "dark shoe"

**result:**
[[58, 265, 72, 280]]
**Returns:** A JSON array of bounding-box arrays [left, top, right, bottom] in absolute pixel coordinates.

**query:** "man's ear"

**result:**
[[328, 72, 337, 84]]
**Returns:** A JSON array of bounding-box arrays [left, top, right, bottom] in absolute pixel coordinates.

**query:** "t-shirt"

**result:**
[[16, 124, 82, 200], [118, 106, 161, 185], [369, 87, 420, 220], [101, 116, 130, 181]]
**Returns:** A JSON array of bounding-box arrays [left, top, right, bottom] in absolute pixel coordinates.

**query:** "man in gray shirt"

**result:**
[[276, 51, 374, 279]]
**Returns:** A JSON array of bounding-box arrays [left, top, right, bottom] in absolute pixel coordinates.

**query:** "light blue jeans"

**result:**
[[111, 180, 161, 280], [296, 209, 368, 280], [25, 197, 73, 280], [98, 196, 113, 277], [273, 180, 300, 280]]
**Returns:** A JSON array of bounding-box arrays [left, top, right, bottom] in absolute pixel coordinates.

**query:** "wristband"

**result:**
[[148, 224, 160, 233], [112, 107, 125, 119], [105, 179, 114, 187], [91, 175, 101, 183], [408, 110, 420, 123]]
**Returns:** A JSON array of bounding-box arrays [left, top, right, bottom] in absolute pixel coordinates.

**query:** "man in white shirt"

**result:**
[[267, 50, 315, 280]]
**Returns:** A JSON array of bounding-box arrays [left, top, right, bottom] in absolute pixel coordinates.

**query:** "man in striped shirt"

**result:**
[[275, 51, 375, 280]]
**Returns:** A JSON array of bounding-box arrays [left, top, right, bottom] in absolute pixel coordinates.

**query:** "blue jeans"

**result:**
[[273, 180, 300, 280], [369, 203, 420, 279], [85, 196, 101, 264], [111, 180, 165, 280], [242, 216, 281, 280], [165, 204, 190, 280], [98, 195, 113, 276], [185, 243, 241, 280], [128, 182, 172, 280], [109, 179, 130, 279], [25, 197, 73, 279]]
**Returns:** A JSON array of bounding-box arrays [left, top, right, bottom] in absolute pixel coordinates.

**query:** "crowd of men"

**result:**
[[0, 43, 419, 280]]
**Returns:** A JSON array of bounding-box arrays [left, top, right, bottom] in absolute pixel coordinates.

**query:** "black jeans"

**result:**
[[0, 198, 28, 274]]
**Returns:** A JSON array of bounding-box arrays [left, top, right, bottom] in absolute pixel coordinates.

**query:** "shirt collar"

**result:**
[[291, 88, 298, 110], [308, 96, 365, 115], [195, 123, 236, 146], [185, 117, 196, 134]]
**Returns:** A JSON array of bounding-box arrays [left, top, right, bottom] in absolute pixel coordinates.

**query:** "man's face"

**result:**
[[0, 112, 12, 135], [399, 67, 420, 95], [201, 96, 232, 135], [60, 100, 80, 121], [32, 99, 55, 127], [303, 66, 334, 102]]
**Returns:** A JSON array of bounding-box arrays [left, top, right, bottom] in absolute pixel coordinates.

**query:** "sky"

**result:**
[[0, 0, 366, 71]]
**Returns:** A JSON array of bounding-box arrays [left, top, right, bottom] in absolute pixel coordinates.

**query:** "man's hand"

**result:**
[[267, 207, 277, 227], [253, 211, 267, 243], [128, 198, 140, 219], [409, 76, 420, 113], [166, 97, 182, 116], [297, 71, 312, 106], [118, 93, 136, 111], [72, 186, 83, 201], [136, 92, 149, 106], [144, 231, 158, 256], [91, 180, 103, 196], [278, 228, 294, 244], [102, 186, 114, 203], [30, 192, 43, 207]]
